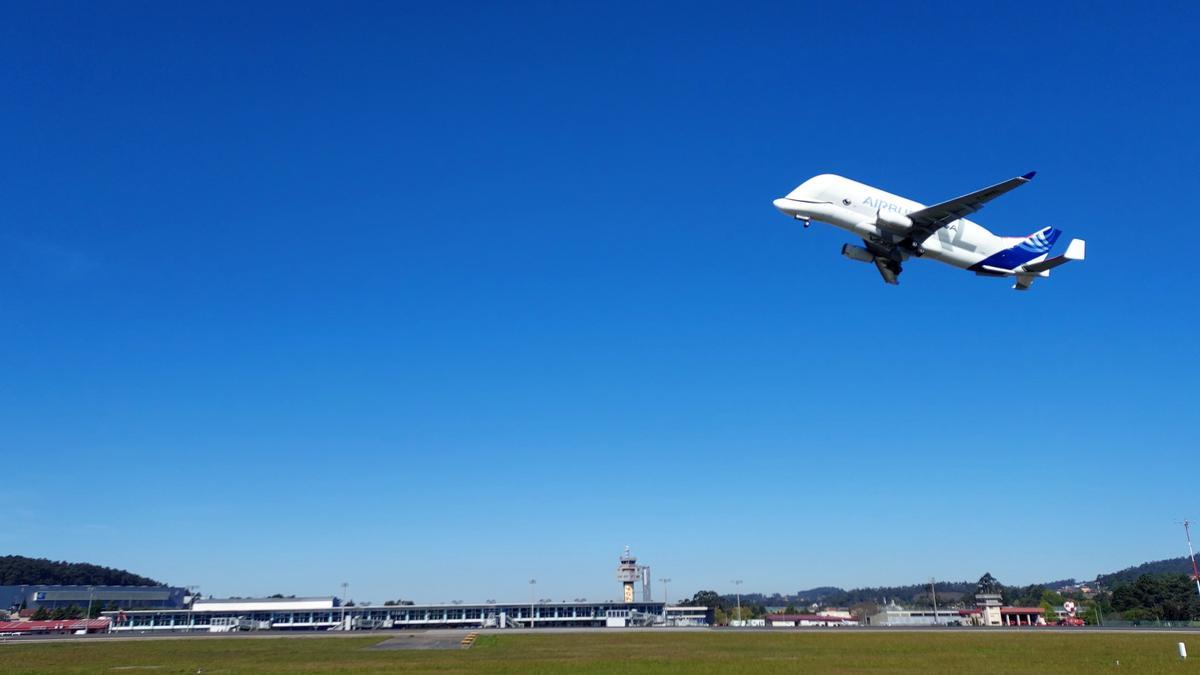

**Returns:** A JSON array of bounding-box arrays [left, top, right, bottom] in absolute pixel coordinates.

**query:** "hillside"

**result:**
[[724, 557, 1198, 609], [737, 582, 976, 609], [0, 555, 163, 586], [1096, 556, 1194, 588]]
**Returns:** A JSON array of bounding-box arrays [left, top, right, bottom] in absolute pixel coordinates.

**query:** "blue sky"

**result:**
[[2, 2, 1198, 604]]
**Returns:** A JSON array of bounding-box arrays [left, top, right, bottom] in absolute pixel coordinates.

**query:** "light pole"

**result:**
[[341, 582, 349, 630], [185, 585, 199, 632], [84, 585, 94, 630], [528, 579, 536, 629], [929, 578, 938, 626], [731, 580, 743, 626], [659, 578, 671, 623]]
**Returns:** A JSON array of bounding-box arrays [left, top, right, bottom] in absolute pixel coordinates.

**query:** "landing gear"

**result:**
[[794, 215, 810, 228], [898, 239, 925, 257], [872, 257, 902, 285], [861, 238, 903, 285]]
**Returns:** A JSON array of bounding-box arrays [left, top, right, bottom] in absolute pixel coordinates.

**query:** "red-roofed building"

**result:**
[[0, 618, 110, 635], [999, 607, 1046, 626]]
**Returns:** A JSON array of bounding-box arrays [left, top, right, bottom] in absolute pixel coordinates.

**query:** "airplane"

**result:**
[[771, 172, 1085, 290]]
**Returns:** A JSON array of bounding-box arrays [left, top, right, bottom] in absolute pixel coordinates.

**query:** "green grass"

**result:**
[[2, 631, 1199, 673]]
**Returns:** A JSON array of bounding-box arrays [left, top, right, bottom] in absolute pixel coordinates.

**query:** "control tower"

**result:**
[[616, 546, 639, 603]]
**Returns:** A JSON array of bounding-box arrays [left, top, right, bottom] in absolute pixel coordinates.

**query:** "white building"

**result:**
[[765, 614, 859, 627], [192, 597, 335, 613], [105, 598, 707, 632]]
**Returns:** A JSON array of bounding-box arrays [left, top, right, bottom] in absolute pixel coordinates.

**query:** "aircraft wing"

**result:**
[[905, 171, 1037, 244]]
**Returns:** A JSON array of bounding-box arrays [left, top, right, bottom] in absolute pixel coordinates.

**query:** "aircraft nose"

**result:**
[[772, 198, 793, 213]]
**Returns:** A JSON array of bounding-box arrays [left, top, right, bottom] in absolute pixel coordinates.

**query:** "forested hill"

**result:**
[[730, 557, 1196, 608], [1097, 557, 1194, 588], [0, 556, 163, 586], [740, 582, 977, 608]]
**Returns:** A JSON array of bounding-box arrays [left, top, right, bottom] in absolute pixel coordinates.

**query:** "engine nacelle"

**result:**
[[841, 244, 876, 264], [875, 208, 913, 234]]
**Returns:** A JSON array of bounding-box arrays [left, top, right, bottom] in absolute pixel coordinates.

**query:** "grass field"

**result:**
[[2, 631, 1198, 673]]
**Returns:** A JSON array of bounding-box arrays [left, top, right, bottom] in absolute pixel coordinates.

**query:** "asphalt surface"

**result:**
[[2, 625, 1199, 648], [367, 632, 472, 650]]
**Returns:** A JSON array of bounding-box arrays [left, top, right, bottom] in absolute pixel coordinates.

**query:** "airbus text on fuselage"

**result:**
[[772, 172, 1085, 290]]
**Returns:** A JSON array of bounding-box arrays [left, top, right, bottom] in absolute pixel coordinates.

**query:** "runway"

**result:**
[[4, 624, 1199, 647]]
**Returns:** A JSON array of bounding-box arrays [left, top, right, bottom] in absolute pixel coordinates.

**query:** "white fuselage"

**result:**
[[772, 174, 1022, 271]]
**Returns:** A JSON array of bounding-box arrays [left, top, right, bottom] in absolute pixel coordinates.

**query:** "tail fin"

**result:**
[[971, 226, 1061, 273], [1016, 226, 1062, 256]]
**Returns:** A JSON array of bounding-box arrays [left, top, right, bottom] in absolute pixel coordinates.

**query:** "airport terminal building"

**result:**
[[102, 597, 709, 632], [27, 550, 708, 632], [0, 585, 188, 612]]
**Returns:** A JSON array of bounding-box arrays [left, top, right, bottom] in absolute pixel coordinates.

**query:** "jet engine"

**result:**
[[841, 244, 876, 263], [875, 209, 913, 234]]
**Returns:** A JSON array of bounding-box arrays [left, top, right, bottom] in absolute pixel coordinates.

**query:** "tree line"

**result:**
[[681, 570, 1200, 625], [1109, 574, 1200, 622], [27, 604, 111, 620], [718, 557, 1197, 611], [0, 556, 162, 587], [958, 571, 1198, 624], [1096, 557, 1196, 588]]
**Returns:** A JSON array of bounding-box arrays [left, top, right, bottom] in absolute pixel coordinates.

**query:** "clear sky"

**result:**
[[2, 2, 1198, 604]]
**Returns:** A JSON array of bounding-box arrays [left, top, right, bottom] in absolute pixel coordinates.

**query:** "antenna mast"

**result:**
[[1184, 520, 1200, 599]]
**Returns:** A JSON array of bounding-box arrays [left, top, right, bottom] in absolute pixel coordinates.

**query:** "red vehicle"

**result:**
[[1056, 617, 1085, 627]]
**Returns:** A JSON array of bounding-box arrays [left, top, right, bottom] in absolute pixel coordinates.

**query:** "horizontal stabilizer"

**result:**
[[1021, 238, 1086, 274]]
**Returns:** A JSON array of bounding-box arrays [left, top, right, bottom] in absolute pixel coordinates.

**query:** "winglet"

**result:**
[[1021, 171, 1037, 180]]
